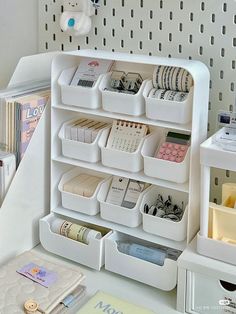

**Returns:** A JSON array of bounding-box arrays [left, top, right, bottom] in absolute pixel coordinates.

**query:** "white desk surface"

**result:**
[[32, 245, 181, 314]]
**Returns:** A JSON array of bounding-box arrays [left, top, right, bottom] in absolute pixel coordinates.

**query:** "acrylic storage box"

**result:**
[[58, 119, 110, 163], [105, 231, 178, 291], [40, 213, 112, 270], [58, 66, 107, 109], [140, 186, 188, 241], [58, 167, 110, 215], [142, 132, 190, 184], [144, 81, 193, 125], [100, 133, 151, 173], [100, 73, 149, 116], [97, 177, 152, 227]]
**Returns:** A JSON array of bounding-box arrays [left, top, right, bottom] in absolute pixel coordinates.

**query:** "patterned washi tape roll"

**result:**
[[149, 88, 189, 102], [153, 65, 193, 92]]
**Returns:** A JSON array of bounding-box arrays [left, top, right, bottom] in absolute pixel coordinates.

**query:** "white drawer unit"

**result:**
[[40, 50, 209, 291], [177, 238, 236, 314], [186, 271, 236, 314]]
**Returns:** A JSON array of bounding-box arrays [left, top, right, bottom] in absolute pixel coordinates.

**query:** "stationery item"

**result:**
[[77, 291, 155, 314], [63, 173, 103, 197], [17, 263, 58, 288], [106, 176, 149, 208], [148, 88, 188, 102], [65, 119, 110, 143], [51, 285, 86, 314], [117, 242, 167, 266], [155, 132, 190, 163], [123, 72, 143, 94], [144, 194, 184, 222], [153, 65, 193, 92], [70, 57, 114, 87], [121, 179, 147, 209], [110, 70, 126, 90], [106, 176, 130, 206], [0, 251, 85, 314], [108, 71, 143, 94], [106, 120, 148, 153], [1, 88, 50, 166], [66, 118, 88, 140], [0, 151, 16, 206], [51, 217, 102, 244]]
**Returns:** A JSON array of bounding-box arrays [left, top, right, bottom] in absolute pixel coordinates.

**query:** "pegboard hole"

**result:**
[[226, 170, 231, 178]]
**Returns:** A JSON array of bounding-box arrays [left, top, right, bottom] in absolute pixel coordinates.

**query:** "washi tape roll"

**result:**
[[153, 65, 193, 92], [148, 88, 188, 102]]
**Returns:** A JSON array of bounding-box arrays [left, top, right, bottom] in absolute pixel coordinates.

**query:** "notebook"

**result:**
[[0, 251, 85, 314], [77, 291, 155, 314]]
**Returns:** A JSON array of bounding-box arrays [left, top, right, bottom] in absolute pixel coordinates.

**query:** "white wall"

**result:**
[[0, 0, 38, 88]]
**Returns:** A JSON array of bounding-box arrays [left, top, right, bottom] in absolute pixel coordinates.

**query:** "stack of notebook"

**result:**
[[0, 87, 50, 165]]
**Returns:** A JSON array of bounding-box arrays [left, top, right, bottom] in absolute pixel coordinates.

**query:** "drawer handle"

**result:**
[[220, 280, 236, 292]]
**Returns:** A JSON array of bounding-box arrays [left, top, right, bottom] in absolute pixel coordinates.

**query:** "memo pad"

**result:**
[[0, 251, 85, 314]]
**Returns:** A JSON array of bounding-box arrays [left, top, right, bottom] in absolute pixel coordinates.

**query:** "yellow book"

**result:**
[[77, 291, 156, 314]]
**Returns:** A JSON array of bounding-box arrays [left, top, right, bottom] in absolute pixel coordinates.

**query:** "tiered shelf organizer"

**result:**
[[197, 129, 236, 265], [40, 50, 209, 291]]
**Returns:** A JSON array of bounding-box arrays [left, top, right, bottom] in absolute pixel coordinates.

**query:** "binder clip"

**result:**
[[60, 0, 100, 36]]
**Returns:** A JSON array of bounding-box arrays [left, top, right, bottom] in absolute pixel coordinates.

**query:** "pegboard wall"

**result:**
[[38, 0, 236, 203]]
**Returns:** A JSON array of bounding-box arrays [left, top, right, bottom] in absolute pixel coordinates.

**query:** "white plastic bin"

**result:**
[[100, 73, 149, 116], [105, 232, 178, 291], [98, 177, 152, 227], [58, 168, 110, 215], [140, 186, 188, 241], [58, 66, 107, 109], [144, 81, 193, 124], [58, 119, 110, 163], [141, 133, 190, 184], [100, 133, 152, 173], [40, 213, 112, 270]]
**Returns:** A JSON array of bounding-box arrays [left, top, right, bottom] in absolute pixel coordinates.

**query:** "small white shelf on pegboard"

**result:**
[[40, 49, 210, 291], [197, 129, 236, 265]]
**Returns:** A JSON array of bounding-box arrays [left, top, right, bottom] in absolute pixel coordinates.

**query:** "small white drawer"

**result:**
[[186, 270, 236, 314], [100, 73, 149, 116], [144, 81, 193, 125], [98, 177, 151, 227], [58, 119, 110, 163], [140, 185, 188, 241], [105, 232, 178, 291], [58, 67, 106, 109], [141, 133, 190, 184], [40, 213, 112, 270], [100, 133, 152, 173], [58, 168, 110, 216]]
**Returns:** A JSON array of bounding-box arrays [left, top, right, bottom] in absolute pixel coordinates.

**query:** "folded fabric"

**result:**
[[0, 251, 85, 314]]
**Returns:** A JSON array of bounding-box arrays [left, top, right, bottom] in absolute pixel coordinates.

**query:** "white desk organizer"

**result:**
[[140, 186, 189, 242], [40, 50, 209, 290], [58, 66, 104, 109], [0, 52, 57, 265], [100, 73, 149, 116], [144, 81, 193, 125], [197, 130, 236, 265], [142, 132, 191, 184], [58, 167, 109, 215], [59, 118, 110, 163], [98, 177, 151, 227], [105, 231, 178, 291], [40, 213, 111, 270]]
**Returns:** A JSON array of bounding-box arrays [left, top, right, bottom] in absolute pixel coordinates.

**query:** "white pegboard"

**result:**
[[38, 0, 236, 201]]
